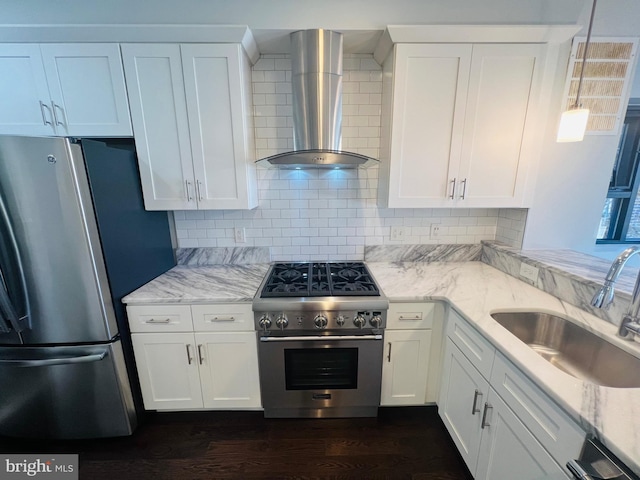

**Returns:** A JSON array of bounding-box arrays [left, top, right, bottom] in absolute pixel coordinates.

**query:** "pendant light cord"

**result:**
[[574, 0, 597, 109]]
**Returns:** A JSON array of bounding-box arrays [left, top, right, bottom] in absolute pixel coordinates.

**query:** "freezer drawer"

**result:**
[[0, 339, 136, 439]]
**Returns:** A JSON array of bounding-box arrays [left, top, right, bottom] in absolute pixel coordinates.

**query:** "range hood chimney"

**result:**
[[256, 29, 378, 169]]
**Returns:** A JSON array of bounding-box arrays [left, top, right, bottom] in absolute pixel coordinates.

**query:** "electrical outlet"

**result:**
[[430, 224, 441, 239], [234, 227, 246, 243], [390, 226, 409, 241], [519, 262, 539, 284]]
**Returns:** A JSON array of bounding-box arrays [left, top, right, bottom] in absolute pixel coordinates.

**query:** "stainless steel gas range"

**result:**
[[252, 262, 388, 418]]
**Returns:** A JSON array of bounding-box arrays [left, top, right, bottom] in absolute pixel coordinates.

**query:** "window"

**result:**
[[597, 105, 640, 243]]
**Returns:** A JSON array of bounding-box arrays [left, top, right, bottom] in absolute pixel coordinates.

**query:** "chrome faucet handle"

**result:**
[[619, 315, 640, 339]]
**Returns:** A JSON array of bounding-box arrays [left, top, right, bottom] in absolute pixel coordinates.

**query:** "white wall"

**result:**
[[522, 0, 640, 258]]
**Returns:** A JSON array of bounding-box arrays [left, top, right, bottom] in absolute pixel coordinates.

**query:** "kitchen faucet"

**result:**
[[591, 246, 640, 339]]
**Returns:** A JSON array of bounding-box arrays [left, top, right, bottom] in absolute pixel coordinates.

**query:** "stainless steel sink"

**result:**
[[490, 311, 640, 388]]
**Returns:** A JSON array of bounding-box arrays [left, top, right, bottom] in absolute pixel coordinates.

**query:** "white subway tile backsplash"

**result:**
[[174, 53, 526, 259]]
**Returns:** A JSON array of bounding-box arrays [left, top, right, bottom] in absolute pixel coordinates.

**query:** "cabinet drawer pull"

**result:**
[[145, 318, 171, 324], [185, 344, 194, 365], [449, 178, 456, 199], [398, 314, 421, 321], [210, 316, 236, 322], [39, 101, 53, 126], [387, 342, 392, 362], [481, 403, 493, 429], [459, 178, 467, 200], [471, 389, 482, 415], [197, 344, 204, 365]]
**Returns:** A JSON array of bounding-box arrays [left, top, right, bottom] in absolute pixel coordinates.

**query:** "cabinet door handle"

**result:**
[[39, 101, 53, 126], [185, 180, 194, 201], [459, 178, 467, 200], [185, 344, 194, 365], [197, 344, 204, 365], [196, 180, 204, 201], [51, 101, 65, 126], [471, 389, 482, 415], [145, 318, 170, 324], [449, 178, 456, 199], [481, 403, 493, 429], [387, 342, 392, 362]]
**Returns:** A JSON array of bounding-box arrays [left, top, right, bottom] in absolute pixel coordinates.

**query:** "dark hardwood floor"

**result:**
[[0, 406, 472, 480]]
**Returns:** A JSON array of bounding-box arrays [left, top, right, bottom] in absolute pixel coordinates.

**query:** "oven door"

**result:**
[[257, 334, 384, 418]]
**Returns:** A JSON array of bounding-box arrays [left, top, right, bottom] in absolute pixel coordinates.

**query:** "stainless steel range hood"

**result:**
[[256, 29, 378, 169]]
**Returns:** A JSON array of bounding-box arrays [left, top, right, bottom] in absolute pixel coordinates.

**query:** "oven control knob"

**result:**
[[370, 315, 382, 328], [353, 314, 366, 329], [275, 314, 289, 330], [314, 314, 328, 329], [336, 315, 347, 327], [258, 314, 272, 330]]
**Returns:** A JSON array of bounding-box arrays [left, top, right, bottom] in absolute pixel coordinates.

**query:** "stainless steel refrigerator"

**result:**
[[0, 135, 175, 439]]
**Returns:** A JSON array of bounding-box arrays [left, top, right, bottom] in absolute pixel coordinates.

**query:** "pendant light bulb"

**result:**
[[557, 0, 597, 143], [557, 108, 590, 142]]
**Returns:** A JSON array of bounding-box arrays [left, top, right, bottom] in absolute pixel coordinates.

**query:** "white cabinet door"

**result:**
[[0, 44, 54, 135], [195, 332, 261, 409], [456, 44, 543, 207], [439, 338, 489, 473], [182, 44, 257, 210], [381, 43, 545, 209], [122, 43, 257, 211], [121, 44, 196, 211], [381, 329, 432, 406], [40, 44, 132, 137], [475, 392, 568, 480], [131, 332, 204, 410], [384, 44, 472, 208]]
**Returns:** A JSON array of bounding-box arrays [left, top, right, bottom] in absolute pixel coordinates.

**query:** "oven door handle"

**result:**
[[259, 334, 383, 342]]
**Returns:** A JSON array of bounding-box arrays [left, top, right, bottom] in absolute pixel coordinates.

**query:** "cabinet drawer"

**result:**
[[127, 305, 193, 333], [447, 309, 495, 380], [387, 302, 441, 329], [490, 352, 584, 471], [191, 304, 254, 332]]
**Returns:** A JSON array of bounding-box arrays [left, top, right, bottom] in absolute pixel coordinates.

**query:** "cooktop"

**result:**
[[259, 262, 380, 298]]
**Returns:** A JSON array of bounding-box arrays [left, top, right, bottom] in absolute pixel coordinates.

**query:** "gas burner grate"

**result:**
[[260, 263, 311, 297], [260, 262, 380, 298]]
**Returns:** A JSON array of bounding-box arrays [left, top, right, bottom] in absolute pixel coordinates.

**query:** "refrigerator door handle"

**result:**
[[0, 277, 20, 334], [0, 350, 108, 367], [0, 197, 30, 333]]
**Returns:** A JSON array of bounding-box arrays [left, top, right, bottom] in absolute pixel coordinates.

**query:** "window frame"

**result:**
[[597, 105, 640, 244]]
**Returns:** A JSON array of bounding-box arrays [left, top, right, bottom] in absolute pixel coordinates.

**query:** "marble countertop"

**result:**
[[122, 264, 270, 304], [122, 259, 640, 473], [367, 261, 640, 475]]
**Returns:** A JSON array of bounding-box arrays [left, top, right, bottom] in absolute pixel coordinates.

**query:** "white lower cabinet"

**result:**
[[381, 329, 432, 405], [131, 332, 204, 410], [196, 332, 261, 409], [439, 310, 584, 479], [128, 303, 261, 411], [381, 302, 444, 406]]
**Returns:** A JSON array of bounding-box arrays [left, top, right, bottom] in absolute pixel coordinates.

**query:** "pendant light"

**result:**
[[557, 0, 597, 142]]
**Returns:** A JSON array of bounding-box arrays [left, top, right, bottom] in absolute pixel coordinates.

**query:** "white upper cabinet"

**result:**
[[0, 43, 132, 137], [379, 42, 544, 209], [122, 43, 258, 211]]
